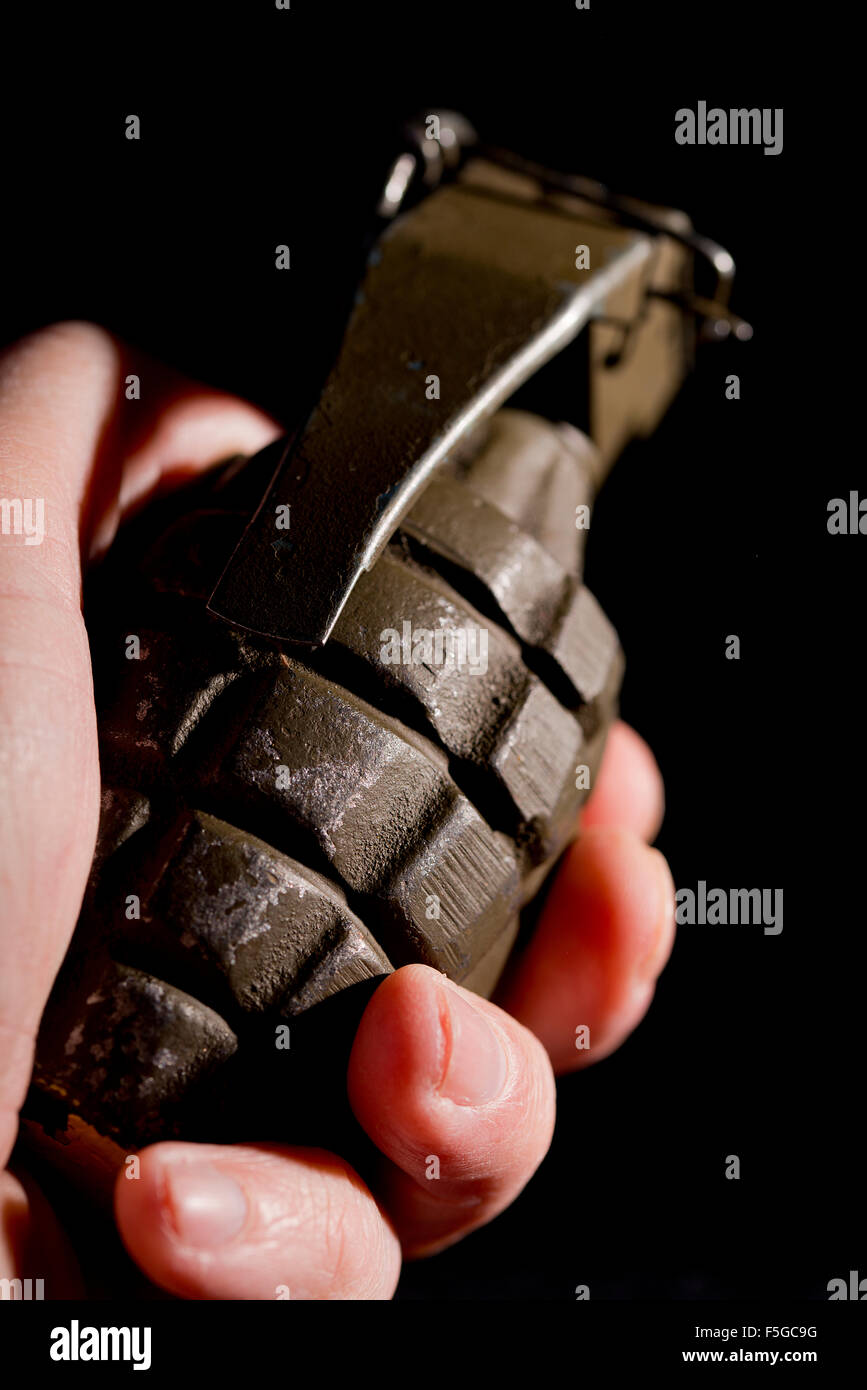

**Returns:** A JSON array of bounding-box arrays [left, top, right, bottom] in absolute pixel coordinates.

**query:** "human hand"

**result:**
[[0, 323, 675, 1299]]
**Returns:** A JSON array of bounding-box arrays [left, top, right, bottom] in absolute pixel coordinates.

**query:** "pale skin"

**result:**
[[0, 323, 676, 1299]]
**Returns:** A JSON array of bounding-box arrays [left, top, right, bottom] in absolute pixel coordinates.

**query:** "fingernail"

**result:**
[[163, 1161, 248, 1248], [439, 984, 508, 1106], [639, 849, 676, 981]]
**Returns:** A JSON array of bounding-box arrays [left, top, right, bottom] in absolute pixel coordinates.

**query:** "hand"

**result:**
[[0, 323, 675, 1299]]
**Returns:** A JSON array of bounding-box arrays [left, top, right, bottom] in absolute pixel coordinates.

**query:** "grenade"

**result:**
[[23, 116, 747, 1194]]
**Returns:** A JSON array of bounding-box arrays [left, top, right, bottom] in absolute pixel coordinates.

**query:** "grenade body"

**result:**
[[26, 409, 622, 1183]]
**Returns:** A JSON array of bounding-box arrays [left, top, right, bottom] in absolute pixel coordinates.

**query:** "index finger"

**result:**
[[581, 719, 665, 842]]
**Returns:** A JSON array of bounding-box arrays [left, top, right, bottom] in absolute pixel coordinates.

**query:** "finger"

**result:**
[[0, 1167, 83, 1297], [0, 321, 279, 1166], [347, 964, 556, 1258], [114, 1142, 401, 1300], [582, 719, 665, 842], [83, 340, 281, 559], [497, 827, 676, 1075]]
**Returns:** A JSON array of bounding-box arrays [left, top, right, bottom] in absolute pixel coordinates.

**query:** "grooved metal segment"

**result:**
[[89, 787, 151, 878], [451, 411, 598, 575], [97, 625, 244, 784], [33, 958, 238, 1147], [548, 585, 624, 732], [490, 680, 586, 856], [403, 476, 574, 646], [193, 657, 521, 974], [113, 809, 392, 1020]]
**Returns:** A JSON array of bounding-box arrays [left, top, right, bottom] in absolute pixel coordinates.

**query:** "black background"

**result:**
[[2, 3, 857, 1303]]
